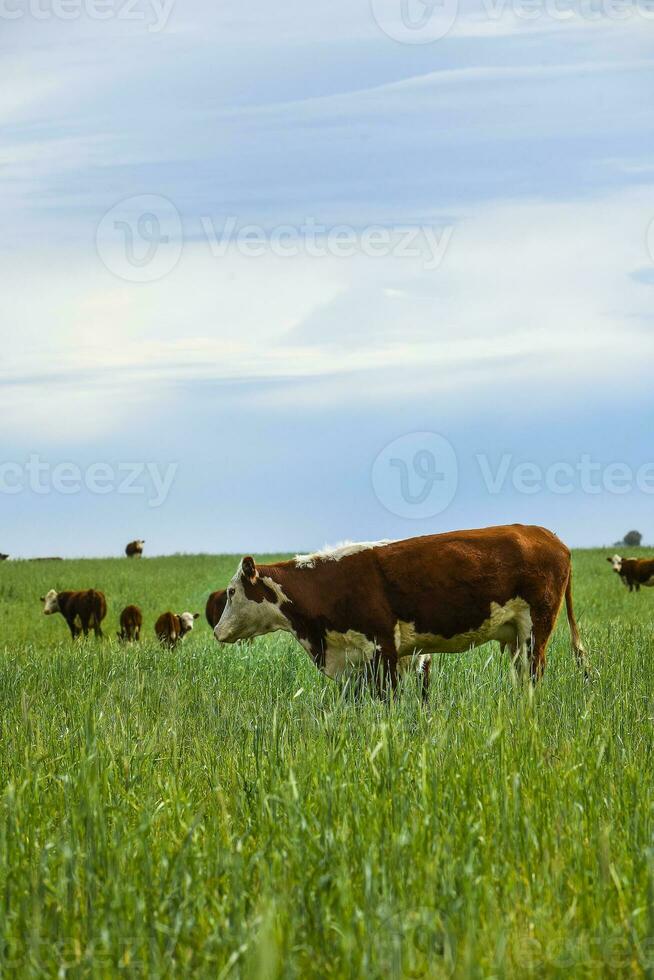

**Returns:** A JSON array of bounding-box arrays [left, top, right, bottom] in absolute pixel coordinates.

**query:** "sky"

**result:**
[[1, 0, 653, 557]]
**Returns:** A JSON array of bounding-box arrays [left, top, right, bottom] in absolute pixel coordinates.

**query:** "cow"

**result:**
[[206, 590, 227, 629], [214, 525, 588, 699], [125, 540, 145, 559], [607, 554, 654, 592], [117, 604, 143, 641], [41, 589, 107, 640], [0, 554, 8, 561], [155, 611, 199, 647]]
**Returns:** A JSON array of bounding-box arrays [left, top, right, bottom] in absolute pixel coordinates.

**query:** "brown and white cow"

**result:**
[[118, 604, 143, 641], [125, 540, 145, 558], [155, 611, 199, 647], [41, 589, 107, 639], [205, 590, 227, 629], [214, 525, 587, 697], [607, 554, 654, 592]]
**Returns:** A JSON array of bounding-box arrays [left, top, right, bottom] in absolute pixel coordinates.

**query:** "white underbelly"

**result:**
[[319, 597, 531, 680], [323, 629, 376, 680], [394, 597, 532, 656], [643, 577, 654, 588], [322, 631, 431, 681]]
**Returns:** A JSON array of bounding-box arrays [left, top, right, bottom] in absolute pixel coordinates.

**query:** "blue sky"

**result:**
[[1, 0, 653, 556]]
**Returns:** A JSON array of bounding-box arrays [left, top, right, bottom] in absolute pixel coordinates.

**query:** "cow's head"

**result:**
[[41, 589, 60, 615], [607, 554, 623, 573], [178, 612, 199, 637], [214, 557, 288, 642]]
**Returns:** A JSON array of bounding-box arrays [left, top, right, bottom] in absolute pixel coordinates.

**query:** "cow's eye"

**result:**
[[228, 588, 235, 599]]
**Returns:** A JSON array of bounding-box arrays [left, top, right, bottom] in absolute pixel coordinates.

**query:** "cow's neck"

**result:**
[[57, 592, 73, 616], [257, 562, 326, 661]]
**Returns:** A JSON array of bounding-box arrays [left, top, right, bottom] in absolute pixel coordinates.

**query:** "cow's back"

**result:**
[[376, 524, 566, 589], [120, 604, 142, 628]]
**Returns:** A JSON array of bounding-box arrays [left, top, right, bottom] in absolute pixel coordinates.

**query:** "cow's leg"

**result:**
[[93, 620, 104, 639], [383, 655, 398, 699], [68, 619, 80, 640], [527, 604, 561, 682], [418, 656, 431, 704], [500, 625, 529, 678], [501, 640, 524, 678], [373, 639, 399, 701]]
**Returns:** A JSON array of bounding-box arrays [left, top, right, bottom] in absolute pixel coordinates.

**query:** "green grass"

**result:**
[[1, 548, 654, 977]]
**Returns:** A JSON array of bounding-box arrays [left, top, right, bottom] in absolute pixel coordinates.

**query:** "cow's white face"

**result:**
[[179, 612, 199, 636], [214, 557, 289, 642], [41, 589, 59, 615], [609, 554, 623, 573]]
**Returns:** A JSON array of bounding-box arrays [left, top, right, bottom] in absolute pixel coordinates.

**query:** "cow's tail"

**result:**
[[565, 567, 588, 677], [90, 589, 104, 625]]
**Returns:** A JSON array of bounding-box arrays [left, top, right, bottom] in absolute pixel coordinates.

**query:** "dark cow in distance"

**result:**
[[41, 589, 107, 639], [607, 554, 654, 592], [206, 590, 227, 628], [118, 605, 143, 641], [0, 554, 8, 561], [155, 611, 199, 648], [125, 540, 145, 559], [214, 525, 587, 698]]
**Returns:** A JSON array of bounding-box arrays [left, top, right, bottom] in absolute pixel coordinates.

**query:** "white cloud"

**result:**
[[2, 184, 653, 441]]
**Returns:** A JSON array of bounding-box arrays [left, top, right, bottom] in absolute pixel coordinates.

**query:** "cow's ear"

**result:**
[[241, 556, 258, 583], [39, 596, 45, 602], [606, 557, 612, 563], [193, 613, 199, 620]]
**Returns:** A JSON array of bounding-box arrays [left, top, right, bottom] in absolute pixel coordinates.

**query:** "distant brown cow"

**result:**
[[607, 554, 654, 592], [205, 590, 227, 628], [118, 605, 143, 641], [155, 611, 199, 647], [125, 540, 145, 558], [41, 589, 107, 639]]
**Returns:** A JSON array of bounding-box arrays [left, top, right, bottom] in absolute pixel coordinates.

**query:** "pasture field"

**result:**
[[1, 548, 654, 977]]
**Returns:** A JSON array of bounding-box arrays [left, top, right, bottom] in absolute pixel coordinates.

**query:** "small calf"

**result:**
[[607, 555, 654, 592], [125, 540, 145, 559], [41, 589, 107, 639], [118, 604, 143, 641], [155, 611, 199, 647]]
